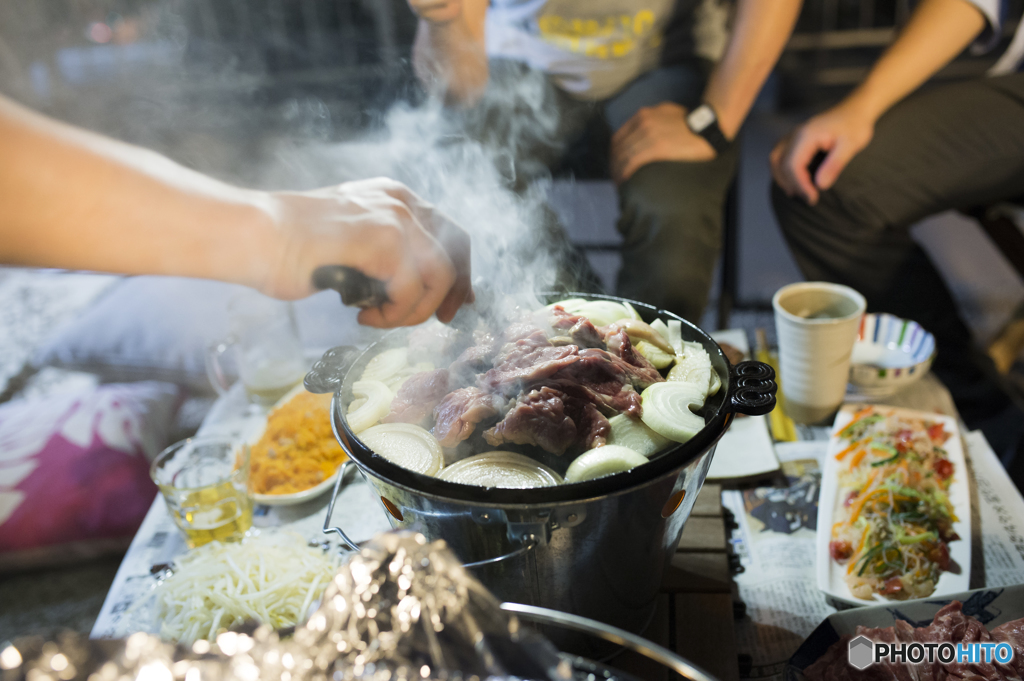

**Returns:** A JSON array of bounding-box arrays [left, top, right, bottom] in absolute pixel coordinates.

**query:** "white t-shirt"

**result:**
[[485, 0, 678, 100], [965, 0, 1024, 73]]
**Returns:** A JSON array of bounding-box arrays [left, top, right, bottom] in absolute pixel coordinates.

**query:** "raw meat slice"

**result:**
[[384, 369, 450, 426], [483, 386, 611, 455], [480, 340, 580, 397], [431, 387, 505, 447]]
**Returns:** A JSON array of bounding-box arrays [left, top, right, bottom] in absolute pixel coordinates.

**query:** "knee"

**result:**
[[770, 181, 810, 243], [771, 178, 882, 252], [618, 160, 732, 248]]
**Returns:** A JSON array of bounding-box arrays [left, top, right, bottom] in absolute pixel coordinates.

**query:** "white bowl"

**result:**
[[249, 383, 346, 506], [848, 313, 935, 398], [252, 473, 339, 506]]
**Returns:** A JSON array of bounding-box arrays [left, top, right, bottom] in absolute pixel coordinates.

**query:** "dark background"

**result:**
[[0, 0, 1021, 339]]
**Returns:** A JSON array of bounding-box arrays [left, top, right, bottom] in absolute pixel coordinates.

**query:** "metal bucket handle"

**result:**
[[322, 460, 538, 568], [501, 602, 719, 681], [321, 461, 363, 551]]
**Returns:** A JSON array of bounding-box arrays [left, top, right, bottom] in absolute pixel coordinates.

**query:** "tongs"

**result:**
[[312, 265, 389, 309]]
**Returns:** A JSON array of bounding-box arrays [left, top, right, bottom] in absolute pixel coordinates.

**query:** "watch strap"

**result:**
[[688, 105, 732, 155]]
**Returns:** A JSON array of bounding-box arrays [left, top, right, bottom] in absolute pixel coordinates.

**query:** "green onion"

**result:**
[[855, 544, 885, 576], [894, 486, 922, 499], [840, 414, 884, 439], [871, 452, 901, 467], [898, 531, 937, 544]]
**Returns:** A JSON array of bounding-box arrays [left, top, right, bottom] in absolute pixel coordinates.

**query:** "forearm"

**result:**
[[412, 17, 488, 105], [0, 96, 278, 290], [703, 0, 803, 138], [841, 0, 986, 122]]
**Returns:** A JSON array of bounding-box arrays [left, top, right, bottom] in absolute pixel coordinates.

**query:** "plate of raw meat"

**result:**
[[787, 584, 1024, 681]]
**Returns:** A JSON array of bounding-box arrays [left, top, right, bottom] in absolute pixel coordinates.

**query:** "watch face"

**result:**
[[687, 105, 715, 133]]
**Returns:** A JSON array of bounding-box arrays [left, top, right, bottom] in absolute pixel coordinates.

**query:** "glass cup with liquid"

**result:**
[[151, 437, 253, 548], [206, 293, 307, 407]]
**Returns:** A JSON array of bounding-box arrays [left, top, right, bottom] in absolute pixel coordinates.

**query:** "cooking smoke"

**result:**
[[0, 3, 591, 331], [271, 67, 581, 328]]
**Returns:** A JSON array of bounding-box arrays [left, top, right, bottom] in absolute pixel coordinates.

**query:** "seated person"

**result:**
[[770, 0, 1024, 462], [0, 94, 472, 328], [408, 0, 801, 322]]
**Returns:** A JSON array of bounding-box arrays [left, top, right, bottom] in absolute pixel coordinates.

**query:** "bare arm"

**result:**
[[0, 95, 473, 327], [610, 0, 803, 182], [410, 0, 489, 105], [0, 96, 275, 290], [771, 0, 986, 203], [842, 0, 987, 123], [704, 0, 804, 139]]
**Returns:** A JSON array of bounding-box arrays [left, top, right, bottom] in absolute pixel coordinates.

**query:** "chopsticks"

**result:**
[[755, 328, 799, 442]]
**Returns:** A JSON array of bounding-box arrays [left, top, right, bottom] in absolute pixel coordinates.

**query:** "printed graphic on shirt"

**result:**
[[536, 10, 663, 59]]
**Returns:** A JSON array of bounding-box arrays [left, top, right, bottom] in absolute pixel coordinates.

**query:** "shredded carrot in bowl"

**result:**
[[250, 390, 347, 495]]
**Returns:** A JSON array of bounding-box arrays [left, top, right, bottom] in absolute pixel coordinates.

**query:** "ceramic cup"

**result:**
[[772, 282, 867, 424]]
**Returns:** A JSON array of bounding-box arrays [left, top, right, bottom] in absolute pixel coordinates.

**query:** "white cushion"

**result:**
[[33, 276, 365, 392]]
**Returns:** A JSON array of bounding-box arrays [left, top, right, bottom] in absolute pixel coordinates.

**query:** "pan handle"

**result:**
[[725, 360, 777, 416], [304, 345, 359, 395], [322, 461, 538, 568]]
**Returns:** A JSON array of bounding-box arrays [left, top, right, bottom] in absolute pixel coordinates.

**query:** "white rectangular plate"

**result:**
[[787, 584, 1024, 681], [816, 405, 971, 607]]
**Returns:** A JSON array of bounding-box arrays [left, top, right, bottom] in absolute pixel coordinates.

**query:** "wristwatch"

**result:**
[[686, 104, 731, 154]]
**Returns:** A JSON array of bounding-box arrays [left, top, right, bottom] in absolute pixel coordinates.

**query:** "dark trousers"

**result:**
[[771, 73, 1024, 459], [465, 60, 738, 323]]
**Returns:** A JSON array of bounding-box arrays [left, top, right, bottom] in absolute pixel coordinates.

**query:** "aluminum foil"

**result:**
[[0, 533, 572, 681]]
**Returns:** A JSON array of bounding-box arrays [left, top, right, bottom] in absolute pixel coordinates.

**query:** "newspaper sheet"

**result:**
[[967, 430, 1024, 588], [724, 432, 1024, 681]]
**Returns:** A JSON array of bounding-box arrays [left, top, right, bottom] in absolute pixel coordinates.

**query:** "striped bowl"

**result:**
[[848, 313, 936, 397]]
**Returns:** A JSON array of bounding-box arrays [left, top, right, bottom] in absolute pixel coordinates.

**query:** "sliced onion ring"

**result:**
[[347, 380, 393, 434], [548, 299, 640, 327], [360, 348, 409, 384], [667, 320, 683, 356], [640, 382, 706, 444], [650, 318, 672, 345], [606, 413, 672, 457], [708, 369, 722, 397], [667, 342, 713, 402], [565, 445, 649, 483]]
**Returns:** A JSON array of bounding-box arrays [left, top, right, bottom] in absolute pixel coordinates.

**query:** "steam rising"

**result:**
[[0, 4, 579, 326], [271, 74, 571, 324]]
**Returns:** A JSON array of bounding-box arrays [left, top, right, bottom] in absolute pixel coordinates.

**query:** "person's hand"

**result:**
[[610, 103, 717, 183], [263, 178, 473, 328], [408, 0, 463, 24], [770, 101, 876, 205]]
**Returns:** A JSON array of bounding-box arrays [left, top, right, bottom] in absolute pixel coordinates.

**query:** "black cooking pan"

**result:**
[[306, 292, 776, 505]]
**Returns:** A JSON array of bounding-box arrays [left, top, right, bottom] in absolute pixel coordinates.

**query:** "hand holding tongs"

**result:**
[[312, 265, 390, 309]]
